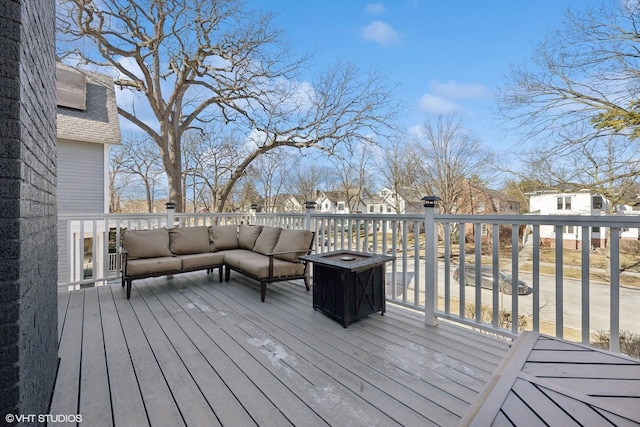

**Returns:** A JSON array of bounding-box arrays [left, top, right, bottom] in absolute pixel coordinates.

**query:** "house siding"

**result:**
[[57, 140, 106, 214], [0, 0, 59, 422], [56, 140, 107, 284]]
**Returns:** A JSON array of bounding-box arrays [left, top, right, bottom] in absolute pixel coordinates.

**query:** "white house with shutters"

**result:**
[[56, 62, 122, 284]]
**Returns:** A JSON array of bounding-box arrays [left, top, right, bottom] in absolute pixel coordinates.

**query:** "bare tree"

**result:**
[[497, 1, 640, 186], [57, 0, 400, 212], [181, 126, 245, 212], [330, 140, 375, 213], [289, 163, 328, 204], [374, 138, 419, 213], [252, 148, 291, 212], [116, 133, 165, 213], [412, 114, 487, 215], [108, 144, 131, 212]]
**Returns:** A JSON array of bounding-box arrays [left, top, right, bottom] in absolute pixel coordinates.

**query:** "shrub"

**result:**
[[620, 240, 640, 256], [465, 303, 527, 333], [591, 330, 640, 359]]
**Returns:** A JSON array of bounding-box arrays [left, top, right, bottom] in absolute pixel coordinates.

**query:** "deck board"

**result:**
[[52, 270, 513, 426], [97, 286, 150, 427], [460, 331, 640, 426]]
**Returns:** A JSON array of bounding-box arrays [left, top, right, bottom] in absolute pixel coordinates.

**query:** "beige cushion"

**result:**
[[238, 225, 263, 250], [209, 225, 239, 251], [169, 226, 210, 255], [222, 250, 259, 269], [126, 257, 181, 276], [177, 252, 225, 270], [253, 226, 282, 255], [272, 230, 314, 262], [123, 229, 172, 259], [235, 255, 305, 279]]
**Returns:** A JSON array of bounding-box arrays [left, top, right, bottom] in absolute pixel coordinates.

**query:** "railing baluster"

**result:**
[[610, 227, 620, 353], [492, 224, 500, 329], [511, 224, 519, 335], [581, 225, 590, 345], [555, 225, 564, 339], [459, 222, 466, 319]]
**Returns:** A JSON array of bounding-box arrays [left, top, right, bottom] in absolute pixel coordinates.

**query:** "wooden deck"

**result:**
[[50, 271, 511, 426], [461, 332, 640, 426]]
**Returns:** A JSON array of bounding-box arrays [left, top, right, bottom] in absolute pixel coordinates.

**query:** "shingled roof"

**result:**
[[56, 62, 121, 146]]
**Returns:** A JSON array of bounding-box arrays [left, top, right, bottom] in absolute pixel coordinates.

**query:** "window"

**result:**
[[476, 202, 485, 213], [379, 205, 383, 213], [592, 226, 600, 233], [480, 223, 488, 236], [592, 196, 603, 210], [557, 196, 572, 210], [387, 206, 392, 213], [337, 202, 345, 211], [369, 205, 374, 213], [564, 225, 574, 234]]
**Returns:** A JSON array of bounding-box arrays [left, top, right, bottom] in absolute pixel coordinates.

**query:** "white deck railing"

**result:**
[[57, 204, 640, 353]]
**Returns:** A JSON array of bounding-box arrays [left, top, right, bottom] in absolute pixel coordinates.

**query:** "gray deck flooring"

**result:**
[[461, 332, 640, 426], [51, 271, 511, 426]]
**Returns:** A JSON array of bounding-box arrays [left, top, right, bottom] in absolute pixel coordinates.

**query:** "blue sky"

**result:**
[[250, 0, 604, 153]]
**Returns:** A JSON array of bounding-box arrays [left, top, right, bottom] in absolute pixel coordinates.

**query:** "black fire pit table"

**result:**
[[300, 250, 395, 327]]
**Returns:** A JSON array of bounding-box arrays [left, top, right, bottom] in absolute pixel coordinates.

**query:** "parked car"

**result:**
[[453, 264, 530, 295]]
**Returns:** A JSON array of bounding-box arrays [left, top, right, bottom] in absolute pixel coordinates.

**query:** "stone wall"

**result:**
[[0, 0, 58, 424]]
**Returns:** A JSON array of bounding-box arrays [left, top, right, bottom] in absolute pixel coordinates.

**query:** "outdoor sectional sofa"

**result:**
[[120, 224, 315, 301]]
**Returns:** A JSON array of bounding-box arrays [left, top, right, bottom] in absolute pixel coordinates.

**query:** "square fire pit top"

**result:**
[[300, 250, 394, 272]]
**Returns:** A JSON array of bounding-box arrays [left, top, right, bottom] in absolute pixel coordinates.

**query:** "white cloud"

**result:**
[[360, 20, 400, 46], [418, 94, 459, 114], [365, 3, 386, 14], [416, 80, 492, 115], [429, 80, 491, 100]]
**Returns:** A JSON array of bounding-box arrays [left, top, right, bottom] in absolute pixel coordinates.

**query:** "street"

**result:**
[[387, 258, 640, 336]]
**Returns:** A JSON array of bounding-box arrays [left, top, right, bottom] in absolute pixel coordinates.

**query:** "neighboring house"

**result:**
[[365, 187, 424, 214], [283, 195, 306, 213], [456, 183, 521, 216], [315, 190, 367, 214], [56, 62, 122, 284], [262, 194, 306, 213], [455, 183, 521, 242], [527, 188, 640, 249]]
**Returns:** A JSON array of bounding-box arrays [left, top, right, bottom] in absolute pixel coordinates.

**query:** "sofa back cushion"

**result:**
[[238, 225, 263, 250], [123, 228, 173, 260], [169, 226, 210, 255], [272, 230, 314, 262], [209, 225, 239, 251], [253, 226, 282, 255]]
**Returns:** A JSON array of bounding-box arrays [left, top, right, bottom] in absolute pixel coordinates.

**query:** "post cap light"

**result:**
[[304, 201, 317, 209], [421, 196, 441, 208], [165, 201, 175, 210]]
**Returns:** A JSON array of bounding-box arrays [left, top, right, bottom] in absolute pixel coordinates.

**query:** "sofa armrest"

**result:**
[[265, 247, 315, 281], [265, 249, 308, 261], [119, 247, 129, 274]]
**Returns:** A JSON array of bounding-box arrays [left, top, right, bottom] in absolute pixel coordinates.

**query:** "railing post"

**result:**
[[422, 196, 441, 327], [165, 202, 175, 228], [250, 203, 258, 226], [304, 201, 316, 230]]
